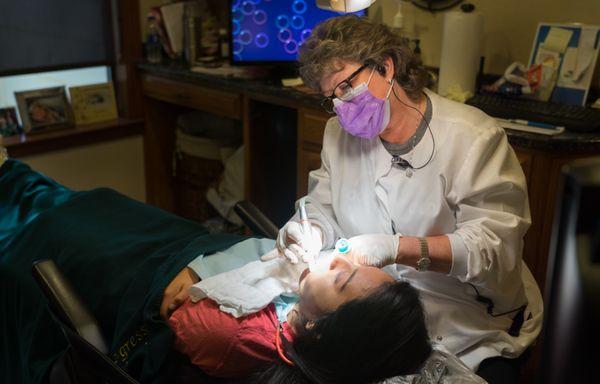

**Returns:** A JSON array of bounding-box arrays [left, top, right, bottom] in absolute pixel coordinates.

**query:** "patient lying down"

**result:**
[[163, 252, 432, 383], [1, 159, 483, 384]]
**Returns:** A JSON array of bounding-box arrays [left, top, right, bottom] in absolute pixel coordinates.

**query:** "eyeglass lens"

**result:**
[[320, 64, 367, 113]]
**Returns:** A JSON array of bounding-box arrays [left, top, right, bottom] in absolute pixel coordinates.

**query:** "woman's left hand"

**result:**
[[160, 267, 200, 318], [344, 234, 401, 268]]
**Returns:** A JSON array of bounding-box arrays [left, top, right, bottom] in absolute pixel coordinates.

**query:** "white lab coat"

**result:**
[[302, 89, 543, 371]]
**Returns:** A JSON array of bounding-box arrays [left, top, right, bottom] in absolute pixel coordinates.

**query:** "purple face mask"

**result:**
[[333, 70, 394, 139]]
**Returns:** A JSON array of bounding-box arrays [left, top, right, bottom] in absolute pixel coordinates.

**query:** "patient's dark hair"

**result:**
[[254, 280, 431, 384]]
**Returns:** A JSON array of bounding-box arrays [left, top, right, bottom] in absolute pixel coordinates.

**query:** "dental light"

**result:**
[[316, 0, 377, 13]]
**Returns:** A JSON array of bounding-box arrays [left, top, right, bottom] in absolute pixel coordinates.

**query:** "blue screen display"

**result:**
[[231, 0, 365, 62]]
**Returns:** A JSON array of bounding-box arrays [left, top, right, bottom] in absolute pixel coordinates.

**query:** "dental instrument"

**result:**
[[298, 197, 317, 271]]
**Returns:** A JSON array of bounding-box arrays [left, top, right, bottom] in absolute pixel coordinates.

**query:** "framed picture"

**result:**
[[15, 87, 74, 133], [0, 107, 20, 137], [69, 82, 118, 125]]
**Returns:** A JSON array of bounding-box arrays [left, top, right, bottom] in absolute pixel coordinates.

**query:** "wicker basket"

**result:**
[[173, 111, 241, 222], [174, 151, 224, 222]]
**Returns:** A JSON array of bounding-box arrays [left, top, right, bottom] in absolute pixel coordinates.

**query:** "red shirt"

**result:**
[[168, 298, 295, 378]]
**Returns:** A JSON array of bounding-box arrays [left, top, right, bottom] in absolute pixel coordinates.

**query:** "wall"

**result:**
[[20, 136, 146, 202], [370, 0, 600, 87]]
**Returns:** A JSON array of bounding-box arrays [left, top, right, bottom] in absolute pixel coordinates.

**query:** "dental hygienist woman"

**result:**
[[263, 15, 542, 384]]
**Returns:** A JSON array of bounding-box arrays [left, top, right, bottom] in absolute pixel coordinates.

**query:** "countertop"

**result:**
[[139, 62, 600, 153], [139, 61, 324, 110]]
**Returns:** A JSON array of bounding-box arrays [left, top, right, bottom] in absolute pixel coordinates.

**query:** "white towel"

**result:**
[[189, 249, 334, 318]]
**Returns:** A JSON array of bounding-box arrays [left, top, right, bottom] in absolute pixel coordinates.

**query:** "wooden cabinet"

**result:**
[[297, 109, 329, 196], [297, 150, 323, 197], [141, 74, 242, 119], [516, 150, 594, 291], [515, 150, 533, 188], [140, 75, 244, 212]]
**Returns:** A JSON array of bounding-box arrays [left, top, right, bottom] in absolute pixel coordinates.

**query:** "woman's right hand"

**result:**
[[261, 221, 323, 264]]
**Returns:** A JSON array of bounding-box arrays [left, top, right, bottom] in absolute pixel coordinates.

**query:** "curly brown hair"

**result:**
[[298, 15, 429, 102]]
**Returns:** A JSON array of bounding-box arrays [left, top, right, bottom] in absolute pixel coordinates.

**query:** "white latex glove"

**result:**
[[261, 221, 323, 264], [344, 234, 400, 268]]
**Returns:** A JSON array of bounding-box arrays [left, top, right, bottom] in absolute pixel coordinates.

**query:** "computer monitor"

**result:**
[[229, 0, 366, 64], [536, 157, 600, 384]]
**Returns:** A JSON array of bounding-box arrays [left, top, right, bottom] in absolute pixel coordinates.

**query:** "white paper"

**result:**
[[572, 28, 598, 82], [281, 77, 304, 87], [161, 2, 185, 55], [551, 25, 600, 105], [543, 27, 573, 53], [558, 47, 578, 82], [496, 119, 565, 136], [190, 64, 252, 78]]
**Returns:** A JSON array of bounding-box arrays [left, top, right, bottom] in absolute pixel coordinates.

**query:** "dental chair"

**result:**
[[32, 200, 278, 384]]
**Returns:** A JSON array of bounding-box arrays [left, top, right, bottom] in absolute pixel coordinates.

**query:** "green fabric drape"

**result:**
[[0, 159, 245, 383]]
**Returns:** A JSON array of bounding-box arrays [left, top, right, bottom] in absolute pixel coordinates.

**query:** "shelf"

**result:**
[[1, 118, 144, 158]]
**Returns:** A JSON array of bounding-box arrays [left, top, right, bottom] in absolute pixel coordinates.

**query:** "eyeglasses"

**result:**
[[320, 64, 369, 114]]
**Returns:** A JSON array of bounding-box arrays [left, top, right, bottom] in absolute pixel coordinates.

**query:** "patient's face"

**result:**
[[296, 255, 394, 321]]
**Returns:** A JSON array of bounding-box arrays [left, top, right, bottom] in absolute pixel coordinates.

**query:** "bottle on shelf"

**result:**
[[146, 15, 163, 64], [219, 28, 229, 60], [184, 1, 202, 66]]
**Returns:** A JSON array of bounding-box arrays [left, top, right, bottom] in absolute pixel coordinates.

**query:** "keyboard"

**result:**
[[466, 93, 600, 133]]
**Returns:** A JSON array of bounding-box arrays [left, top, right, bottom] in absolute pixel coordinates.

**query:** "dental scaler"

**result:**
[[298, 198, 317, 271]]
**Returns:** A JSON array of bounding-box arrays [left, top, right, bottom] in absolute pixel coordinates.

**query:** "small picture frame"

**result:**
[[69, 82, 119, 125], [0, 107, 20, 137], [15, 87, 74, 134]]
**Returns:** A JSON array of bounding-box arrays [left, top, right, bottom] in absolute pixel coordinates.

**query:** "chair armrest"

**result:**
[[234, 200, 279, 240], [32, 259, 108, 354]]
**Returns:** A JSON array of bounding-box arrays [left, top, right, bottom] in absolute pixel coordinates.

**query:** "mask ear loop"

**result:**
[[385, 78, 395, 99], [365, 67, 376, 86]]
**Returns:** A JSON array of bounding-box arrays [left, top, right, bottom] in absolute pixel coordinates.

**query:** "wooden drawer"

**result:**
[[142, 75, 242, 119], [298, 109, 330, 151], [297, 109, 329, 196]]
